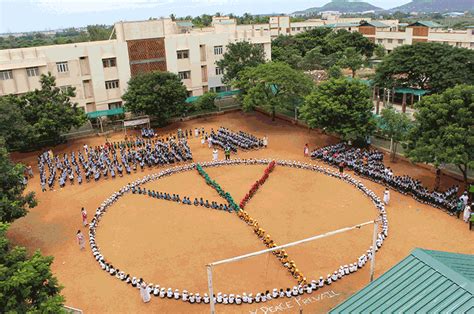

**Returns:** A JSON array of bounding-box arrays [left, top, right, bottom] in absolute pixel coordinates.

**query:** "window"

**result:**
[[105, 80, 119, 89], [56, 62, 69, 73], [456, 42, 462, 47], [471, 42, 474, 48], [26, 67, 39, 77], [291, 27, 295, 31], [377, 39, 383, 44], [177, 50, 189, 59], [215, 67, 224, 75], [108, 102, 122, 110], [214, 45, 223, 55], [0, 70, 13, 80], [398, 39, 404, 44], [387, 39, 393, 44], [178, 71, 191, 80], [102, 58, 116, 68], [187, 91, 193, 97], [59, 85, 71, 93]]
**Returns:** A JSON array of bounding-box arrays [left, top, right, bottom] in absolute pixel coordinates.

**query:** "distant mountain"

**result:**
[[389, 0, 474, 13], [293, 0, 383, 15]]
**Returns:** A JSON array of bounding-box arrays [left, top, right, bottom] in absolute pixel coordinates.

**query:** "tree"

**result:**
[[325, 29, 375, 58], [234, 62, 313, 121], [0, 73, 86, 151], [195, 92, 218, 111], [327, 65, 343, 79], [0, 96, 32, 151], [378, 107, 412, 161], [86, 25, 113, 41], [271, 45, 303, 69], [0, 138, 36, 222], [374, 44, 386, 59], [405, 84, 473, 185], [374, 42, 474, 93], [300, 78, 376, 143], [298, 47, 329, 71], [337, 47, 365, 77], [0, 223, 64, 312], [215, 41, 266, 85], [123, 71, 187, 125]]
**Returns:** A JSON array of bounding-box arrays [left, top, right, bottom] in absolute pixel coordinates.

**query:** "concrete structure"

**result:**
[[0, 17, 271, 112], [1, 16, 472, 113]]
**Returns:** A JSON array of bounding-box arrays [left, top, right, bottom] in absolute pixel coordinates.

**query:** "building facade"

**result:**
[[0, 17, 271, 112], [0, 16, 472, 113]]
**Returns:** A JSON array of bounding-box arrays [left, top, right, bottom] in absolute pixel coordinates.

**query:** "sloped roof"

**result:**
[[86, 107, 124, 118], [360, 21, 389, 28], [409, 21, 443, 28], [330, 248, 474, 313]]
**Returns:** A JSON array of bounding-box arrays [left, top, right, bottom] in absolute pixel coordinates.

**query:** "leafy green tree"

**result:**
[[406, 84, 473, 185], [86, 24, 114, 41], [374, 42, 474, 93], [300, 78, 375, 143], [0, 96, 32, 151], [271, 45, 303, 69], [337, 47, 365, 77], [298, 47, 329, 71], [123, 71, 187, 125], [0, 73, 86, 150], [0, 223, 64, 312], [374, 44, 386, 59], [195, 92, 218, 111], [0, 138, 36, 222], [234, 62, 313, 121], [327, 65, 343, 79], [325, 29, 375, 58], [216, 41, 266, 85], [378, 107, 412, 161]]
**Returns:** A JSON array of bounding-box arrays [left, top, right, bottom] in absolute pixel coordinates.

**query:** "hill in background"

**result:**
[[293, 0, 383, 15]]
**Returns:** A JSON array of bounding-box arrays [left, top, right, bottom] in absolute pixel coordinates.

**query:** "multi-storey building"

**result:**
[[0, 16, 472, 113], [0, 17, 271, 112]]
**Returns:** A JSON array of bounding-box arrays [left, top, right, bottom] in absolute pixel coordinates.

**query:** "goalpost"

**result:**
[[205, 219, 380, 314], [123, 115, 151, 135]]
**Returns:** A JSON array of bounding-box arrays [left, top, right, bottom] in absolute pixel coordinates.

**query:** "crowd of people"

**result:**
[[37, 134, 193, 191], [310, 143, 468, 216], [207, 127, 266, 153], [86, 159, 388, 305], [132, 186, 235, 212]]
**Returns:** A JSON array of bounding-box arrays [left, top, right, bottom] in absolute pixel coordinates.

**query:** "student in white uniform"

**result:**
[[140, 281, 151, 303], [383, 188, 390, 205]]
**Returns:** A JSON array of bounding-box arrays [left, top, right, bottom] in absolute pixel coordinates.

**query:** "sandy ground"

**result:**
[[8, 111, 473, 314]]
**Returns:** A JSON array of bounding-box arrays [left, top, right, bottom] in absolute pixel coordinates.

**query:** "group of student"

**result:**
[[310, 143, 464, 215], [87, 158, 388, 305], [37, 134, 193, 191], [207, 127, 266, 153], [132, 186, 235, 212], [141, 128, 155, 138]]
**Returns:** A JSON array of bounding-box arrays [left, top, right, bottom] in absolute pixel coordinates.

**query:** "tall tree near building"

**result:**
[[215, 41, 266, 85], [405, 84, 474, 185], [234, 62, 313, 121], [0, 138, 36, 222], [300, 78, 375, 143], [337, 47, 366, 77], [378, 107, 412, 161], [374, 42, 474, 93], [0, 73, 86, 151], [123, 71, 187, 125], [0, 222, 64, 312]]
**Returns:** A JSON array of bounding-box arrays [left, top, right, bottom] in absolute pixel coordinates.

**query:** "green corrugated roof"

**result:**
[[185, 89, 241, 103], [326, 22, 360, 28], [86, 107, 124, 118], [330, 248, 474, 313], [395, 87, 429, 96], [409, 21, 444, 28], [360, 21, 389, 28]]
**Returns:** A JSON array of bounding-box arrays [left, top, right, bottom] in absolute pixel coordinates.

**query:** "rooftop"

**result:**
[[330, 248, 474, 313]]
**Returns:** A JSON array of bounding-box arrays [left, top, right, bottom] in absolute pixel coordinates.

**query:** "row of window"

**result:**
[[179, 67, 223, 80], [377, 39, 405, 44], [0, 67, 40, 80], [176, 46, 224, 60]]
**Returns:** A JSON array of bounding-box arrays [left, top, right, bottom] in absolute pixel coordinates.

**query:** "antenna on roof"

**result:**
[[108, 26, 115, 40]]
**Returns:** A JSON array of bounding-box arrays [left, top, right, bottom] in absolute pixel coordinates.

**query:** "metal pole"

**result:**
[[99, 118, 104, 133], [207, 265, 216, 314], [294, 106, 297, 122], [370, 221, 378, 282]]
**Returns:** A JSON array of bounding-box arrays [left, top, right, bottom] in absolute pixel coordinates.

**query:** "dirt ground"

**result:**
[[8, 111, 473, 314]]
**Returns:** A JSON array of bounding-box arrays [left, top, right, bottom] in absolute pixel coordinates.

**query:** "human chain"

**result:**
[[86, 159, 388, 305], [196, 164, 240, 211], [208, 127, 265, 153], [37, 137, 192, 191], [311, 143, 460, 214], [240, 160, 276, 209]]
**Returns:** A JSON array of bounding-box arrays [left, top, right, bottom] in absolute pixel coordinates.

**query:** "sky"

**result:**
[[0, 0, 412, 33]]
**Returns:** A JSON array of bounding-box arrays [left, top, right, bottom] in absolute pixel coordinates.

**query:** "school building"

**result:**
[[0, 16, 472, 113]]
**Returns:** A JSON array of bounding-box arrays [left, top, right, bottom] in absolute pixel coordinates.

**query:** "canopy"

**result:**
[[395, 87, 429, 96], [86, 107, 124, 118], [185, 89, 242, 103]]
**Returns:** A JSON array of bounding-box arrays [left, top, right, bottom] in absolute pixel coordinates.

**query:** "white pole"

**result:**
[[209, 220, 377, 267], [369, 221, 378, 282], [207, 265, 216, 314]]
